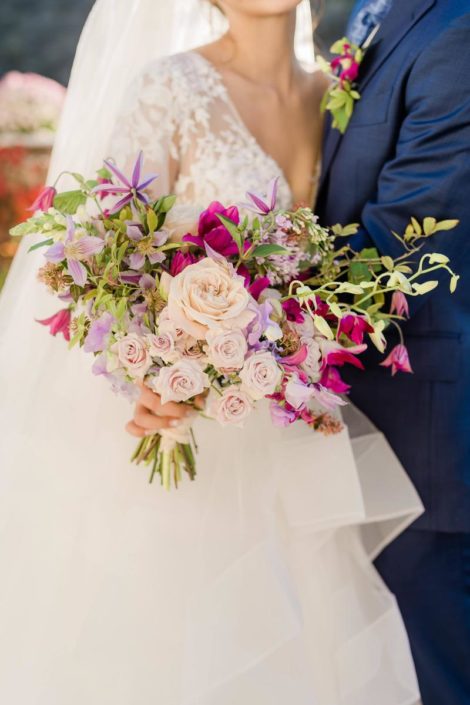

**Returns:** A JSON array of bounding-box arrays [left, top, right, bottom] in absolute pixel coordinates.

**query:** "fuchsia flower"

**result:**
[[282, 298, 305, 324], [28, 186, 56, 212], [45, 216, 104, 287], [244, 177, 279, 215], [248, 276, 270, 301], [183, 202, 240, 257], [324, 344, 366, 369], [37, 308, 71, 341], [331, 44, 360, 85], [170, 251, 197, 276], [320, 366, 351, 394], [93, 151, 158, 214], [338, 315, 374, 345], [380, 344, 413, 376], [390, 292, 409, 318]]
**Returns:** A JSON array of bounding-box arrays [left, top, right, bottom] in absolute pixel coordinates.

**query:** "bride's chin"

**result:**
[[220, 0, 302, 18]]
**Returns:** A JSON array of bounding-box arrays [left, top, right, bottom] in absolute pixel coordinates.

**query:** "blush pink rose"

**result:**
[[116, 334, 151, 379], [206, 330, 248, 372], [153, 359, 209, 405], [239, 351, 282, 400], [145, 332, 176, 363], [211, 387, 254, 427]]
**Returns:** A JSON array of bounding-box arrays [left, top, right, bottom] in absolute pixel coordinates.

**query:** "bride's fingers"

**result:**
[[125, 420, 146, 438], [134, 405, 173, 431], [138, 386, 188, 419]]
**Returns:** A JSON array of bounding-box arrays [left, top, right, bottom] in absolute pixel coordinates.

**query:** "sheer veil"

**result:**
[[0, 0, 315, 455]]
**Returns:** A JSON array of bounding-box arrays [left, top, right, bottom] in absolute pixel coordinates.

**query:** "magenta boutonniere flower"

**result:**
[[319, 37, 364, 134]]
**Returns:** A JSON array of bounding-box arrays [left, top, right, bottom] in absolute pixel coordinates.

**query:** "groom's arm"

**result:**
[[349, 16, 470, 316]]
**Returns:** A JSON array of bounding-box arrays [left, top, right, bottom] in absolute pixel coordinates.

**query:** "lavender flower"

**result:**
[[45, 216, 104, 287], [93, 151, 158, 214]]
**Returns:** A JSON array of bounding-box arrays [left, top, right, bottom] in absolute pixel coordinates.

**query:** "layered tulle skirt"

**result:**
[[0, 357, 423, 705]]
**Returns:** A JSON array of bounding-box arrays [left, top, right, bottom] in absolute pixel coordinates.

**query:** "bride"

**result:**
[[0, 1, 423, 703]]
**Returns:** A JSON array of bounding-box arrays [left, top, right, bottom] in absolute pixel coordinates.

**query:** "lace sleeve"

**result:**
[[107, 58, 179, 197]]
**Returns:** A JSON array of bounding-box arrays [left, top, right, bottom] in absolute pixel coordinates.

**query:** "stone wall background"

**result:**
[[0, 0, 355, 86]]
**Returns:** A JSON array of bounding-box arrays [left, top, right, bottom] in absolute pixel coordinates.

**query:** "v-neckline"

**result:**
[[188, 50, 296, 204]]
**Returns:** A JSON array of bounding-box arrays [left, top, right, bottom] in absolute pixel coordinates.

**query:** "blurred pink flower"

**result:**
[[390, 292, 409, 318], [37, 308, 71, 341], [28, 186, 56, 212], [380, 344, 413, 376], [184, 201, 240, 257], [337, 315, 373, 345]]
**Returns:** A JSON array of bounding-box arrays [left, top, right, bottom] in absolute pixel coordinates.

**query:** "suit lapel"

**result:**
[[319, 0, 436, 191]]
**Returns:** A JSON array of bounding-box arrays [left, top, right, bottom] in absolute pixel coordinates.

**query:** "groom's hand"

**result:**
[[126, 383, 205, 438]]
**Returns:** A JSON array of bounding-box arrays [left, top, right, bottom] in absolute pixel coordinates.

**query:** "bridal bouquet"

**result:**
[[11, 152, 459, 488]]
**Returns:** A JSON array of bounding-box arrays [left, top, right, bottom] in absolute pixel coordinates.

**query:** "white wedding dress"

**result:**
[[0, 53, 423, 705]]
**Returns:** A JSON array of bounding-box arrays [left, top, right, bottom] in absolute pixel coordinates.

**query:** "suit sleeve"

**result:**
[[348, 17, 470, 315]]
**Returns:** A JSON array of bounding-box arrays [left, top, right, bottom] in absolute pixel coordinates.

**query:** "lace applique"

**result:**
[[109, 52, 294, 209]]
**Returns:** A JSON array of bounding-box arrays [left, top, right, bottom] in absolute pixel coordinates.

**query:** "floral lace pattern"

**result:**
[[109, 52, 296, 209]]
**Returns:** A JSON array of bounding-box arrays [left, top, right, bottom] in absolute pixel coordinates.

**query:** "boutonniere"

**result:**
[[319, 38, 364, 134]]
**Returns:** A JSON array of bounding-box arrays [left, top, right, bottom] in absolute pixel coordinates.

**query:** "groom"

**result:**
[[317, 0, 470, 703]]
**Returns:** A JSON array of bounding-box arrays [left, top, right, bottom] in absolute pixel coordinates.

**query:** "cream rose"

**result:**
[[206, 330, 248, 372], [152, 359, 209, 405], [163, 204, 202, 243], [239, 351, 282, 400], [168, 257, 254, 339], [211, 387, 254, 427], [116, 334, 151, 379]]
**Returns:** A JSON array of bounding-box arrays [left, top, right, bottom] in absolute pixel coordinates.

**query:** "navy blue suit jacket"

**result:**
[[317, 0, 470, 531]]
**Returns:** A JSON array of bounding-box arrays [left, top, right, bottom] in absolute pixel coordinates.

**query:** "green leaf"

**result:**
[[360, 247, 380, 261], [433, 219, 459, 233], [450, 274, 460, 293], [218, 214, 243, 254], [331, 223, 360, 237], [70, 284, 82, 303], [159, 195, 177, 213], [97, 166, 112, 181], [147, 208, 158, 234], [349, 261, 371, 284], [28, 238, 54, 253], [251, 244, 289, 259], [53, 190, 87, 215], [9, 219, 40, 238], [381, 256, 394, 271], [412, 280, 439, 295], [410, 217, 422, 235], [313, 314, 334, 340], [428, 253, 449, 265], [423, 217, 437, 235]]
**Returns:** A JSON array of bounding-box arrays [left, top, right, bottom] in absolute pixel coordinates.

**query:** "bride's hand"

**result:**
[[126, 384, 205, 438]]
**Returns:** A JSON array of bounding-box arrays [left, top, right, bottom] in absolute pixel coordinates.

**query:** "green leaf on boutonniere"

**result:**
[[320, 36, 364, 134]]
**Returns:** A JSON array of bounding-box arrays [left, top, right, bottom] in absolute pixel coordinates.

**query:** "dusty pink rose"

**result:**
[[206, 330, 248, 372], [116, 334, 151, 378], [211, 387, 254, 427], [239, 351, 282, 400], [168, 257, 254, 339], [146, 332, 176, 363], [301, 338, 322, 382], [153, 359, 209, 405]]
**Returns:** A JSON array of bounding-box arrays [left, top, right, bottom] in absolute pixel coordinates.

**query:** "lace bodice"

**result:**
[[109, 52, 298, 209]]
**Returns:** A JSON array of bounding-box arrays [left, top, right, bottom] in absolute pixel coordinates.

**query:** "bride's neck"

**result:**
[[218, 11, 299, 91]]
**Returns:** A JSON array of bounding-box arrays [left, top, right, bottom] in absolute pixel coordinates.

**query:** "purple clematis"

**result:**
[[45, 216, 104, 287], [93, 151, 158, 214], [126, 221, 168, 270], [244, 177, 279, 215]]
